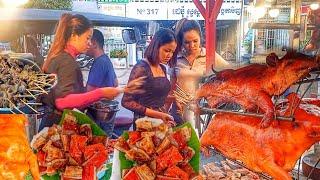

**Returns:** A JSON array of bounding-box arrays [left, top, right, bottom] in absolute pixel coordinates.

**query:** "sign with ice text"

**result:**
[[98, 0, 129, 4], [99, 4, 126, 17]]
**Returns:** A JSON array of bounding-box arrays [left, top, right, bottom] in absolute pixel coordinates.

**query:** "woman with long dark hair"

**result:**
[[121, 28, 178, 128], [40, 13, 122, 130]]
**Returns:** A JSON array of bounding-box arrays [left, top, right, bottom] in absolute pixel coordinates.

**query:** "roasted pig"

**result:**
[[200, 93, 320, 180], [196, 52, 319, 128]]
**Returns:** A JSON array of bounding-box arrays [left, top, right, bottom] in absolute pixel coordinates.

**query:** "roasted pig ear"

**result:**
[[125, 147, 151, 162], [114, 136, 130, 153], [135, 136, 155, 155], [136, 164, 156, 180]]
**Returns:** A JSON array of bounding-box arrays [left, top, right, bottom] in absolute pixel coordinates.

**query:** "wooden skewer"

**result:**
[[26, 89, 37, 99], [13, 95, 35, 98], [34, 84, 48, 94], [33, 80, 52, 86], [174, 90, 193, 102], [21, 100, 38, 114], [174, 90, 189, 98], [175, 95, 189, 105], [36, 73, 50, 76], [176, 85, 189, 96], [6, 98, 25, 114], [26, 102, 42, 105]]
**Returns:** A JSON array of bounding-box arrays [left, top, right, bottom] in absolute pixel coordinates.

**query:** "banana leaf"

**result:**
[[41, 109, 108, 180], [119, 122, 200, 173]]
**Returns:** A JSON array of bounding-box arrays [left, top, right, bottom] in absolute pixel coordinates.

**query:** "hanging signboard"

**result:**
[[126, 2, 242, 20], [98, 0, 129, 4], [99, 4, 126, 17], [126, 3, 168, 20]]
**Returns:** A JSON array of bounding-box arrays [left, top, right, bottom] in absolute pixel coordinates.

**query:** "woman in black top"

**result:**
[[122, 28, 178, 127], [40, 13, 122, 131]]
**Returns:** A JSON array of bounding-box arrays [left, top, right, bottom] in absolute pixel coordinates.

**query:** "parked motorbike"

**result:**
[[76, 54, 94, 69]]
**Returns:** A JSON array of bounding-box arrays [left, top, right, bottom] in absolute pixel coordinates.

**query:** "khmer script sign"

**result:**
[[126, 2, 242, 20]]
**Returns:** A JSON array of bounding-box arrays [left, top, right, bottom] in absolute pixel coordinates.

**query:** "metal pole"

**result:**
[[200, 107, 294, 121]]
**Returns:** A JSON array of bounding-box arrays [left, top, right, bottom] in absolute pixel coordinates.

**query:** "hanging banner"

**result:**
[[99, 4, 126, 17], [125, 2, 242, 20]]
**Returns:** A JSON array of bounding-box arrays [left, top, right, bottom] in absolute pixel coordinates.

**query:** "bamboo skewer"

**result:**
[[33, 80, 52, 86], [34, 83, 48, 94], [6, 98, 25, 114], [26, 102, 42, 105], [26, 89, 37, 99], [21, 99, 38, 114]]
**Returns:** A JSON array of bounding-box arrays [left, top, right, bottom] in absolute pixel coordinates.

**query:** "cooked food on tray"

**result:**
[[114, 119, 200, 180], [31, 113, 114, 179]]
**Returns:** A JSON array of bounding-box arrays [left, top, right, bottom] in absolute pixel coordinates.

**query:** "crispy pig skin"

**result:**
[[200, 93, 320, 180], [63, 166, 83, 179], [83, 143, 108, 168], [136, 136, 155, 155], [156, 146, 184, 172], [125, 147, 151, 162], [123, 167, 140, 180], [114, 136, 130, 153], [69, 135, 88, 165], [164, 165, 189, 180], [136, 164, 156, 180]]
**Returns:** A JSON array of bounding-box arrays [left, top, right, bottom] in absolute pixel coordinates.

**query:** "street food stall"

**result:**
[[1, 0, 320, 179]]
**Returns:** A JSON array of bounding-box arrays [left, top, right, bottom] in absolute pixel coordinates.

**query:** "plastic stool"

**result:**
[[113, 116, 133, 137]]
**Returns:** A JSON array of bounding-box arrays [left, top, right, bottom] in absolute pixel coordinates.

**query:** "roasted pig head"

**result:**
[[200, 93, 320, 180], [196, 52, 319, 128], [266, 52, 319, 84]]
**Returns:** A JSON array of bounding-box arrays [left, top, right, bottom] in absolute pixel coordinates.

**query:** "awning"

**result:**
[[0, 8, 148, 41]]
